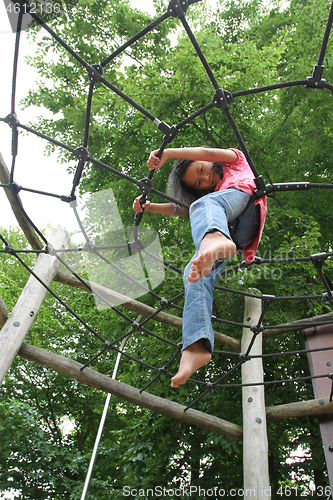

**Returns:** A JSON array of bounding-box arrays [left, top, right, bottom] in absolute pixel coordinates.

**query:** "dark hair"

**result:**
[[167, 159, 224, 205]]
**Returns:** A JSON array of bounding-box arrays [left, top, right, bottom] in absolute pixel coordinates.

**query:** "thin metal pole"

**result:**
[[80, 328, 133, 500]]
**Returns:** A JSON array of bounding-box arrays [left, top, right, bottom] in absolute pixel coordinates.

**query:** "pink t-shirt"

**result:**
[[214, 148, 267, 263]]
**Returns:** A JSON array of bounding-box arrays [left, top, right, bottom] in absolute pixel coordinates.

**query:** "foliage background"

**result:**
[[1, 0, 333, 498]]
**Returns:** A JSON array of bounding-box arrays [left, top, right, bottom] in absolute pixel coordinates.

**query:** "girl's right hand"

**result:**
[[132, 196, 151, 213]]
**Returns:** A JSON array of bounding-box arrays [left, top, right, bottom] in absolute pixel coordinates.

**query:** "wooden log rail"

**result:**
[[0, 229, 69, 384]]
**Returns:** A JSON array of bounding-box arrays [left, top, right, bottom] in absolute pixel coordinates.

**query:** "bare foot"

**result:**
[[171, 340, 212, 388], [188, 231, 236, 283]]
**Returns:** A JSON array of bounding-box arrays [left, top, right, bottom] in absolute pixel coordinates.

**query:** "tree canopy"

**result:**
[[1, 0, 333, 498]]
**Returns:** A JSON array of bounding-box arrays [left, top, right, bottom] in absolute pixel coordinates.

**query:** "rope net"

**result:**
[[1, 0, 333, 412]]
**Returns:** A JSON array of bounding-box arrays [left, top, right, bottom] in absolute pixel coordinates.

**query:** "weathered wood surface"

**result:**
[[0, 295, 9, 326], [53, 271, 240, 351], [17, 342, 243, 441], [263, 312, 333, 338], [304, 325, 333, 499], [242, 294, 271, 499], [0, 229, 69, 383], [266, 397, 333, 421], [0, 152, 43, 250], [2, 288, 332, 436]]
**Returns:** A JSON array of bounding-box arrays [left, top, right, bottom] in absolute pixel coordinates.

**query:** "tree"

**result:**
[[1, 0, 333, 497]]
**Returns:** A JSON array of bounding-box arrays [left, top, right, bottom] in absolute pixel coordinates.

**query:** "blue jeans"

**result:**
[[182, 188, 260, 352]]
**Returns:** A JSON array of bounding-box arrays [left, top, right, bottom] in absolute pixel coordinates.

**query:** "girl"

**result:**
[[133, 147, 267, 388]]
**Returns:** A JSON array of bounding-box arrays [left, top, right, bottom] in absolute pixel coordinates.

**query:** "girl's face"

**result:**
[[181, 161, 221, 191]]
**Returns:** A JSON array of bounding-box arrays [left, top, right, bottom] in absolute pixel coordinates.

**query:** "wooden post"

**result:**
[[242, 294, 271, 499], [304, 325, 333, 498], [0, 229, 69, 384]]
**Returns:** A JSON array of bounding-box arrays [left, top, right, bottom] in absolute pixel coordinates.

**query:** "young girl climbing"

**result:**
[[132, 147, 267, 388]]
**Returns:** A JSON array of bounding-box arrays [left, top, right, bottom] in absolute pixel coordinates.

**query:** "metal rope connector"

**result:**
[[239, 352, 251, 363], [136, 177, 154, 194], [306, 65, 326, 89], [86, 64, 105, 83], [212, 88, 232, 110], [74, 146, 90, 162], [168, 0, 189, 19], [3, 113, 19, 128]]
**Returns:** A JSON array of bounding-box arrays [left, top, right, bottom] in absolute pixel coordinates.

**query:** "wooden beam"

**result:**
[[0, 152, 43, 250], [53, 271, 241, 352], [266, 397, 333, 422], [4, 278, 333, 433], [0, 229, 69, 384], [4, 290, 331, 428], [17, 342, 243, 441], [0, 295, 9, 326], [15, 338, 333, 432], [263, 312, 333, 338], [242, 294, 271, 499], [53, 272, 333, 349]]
